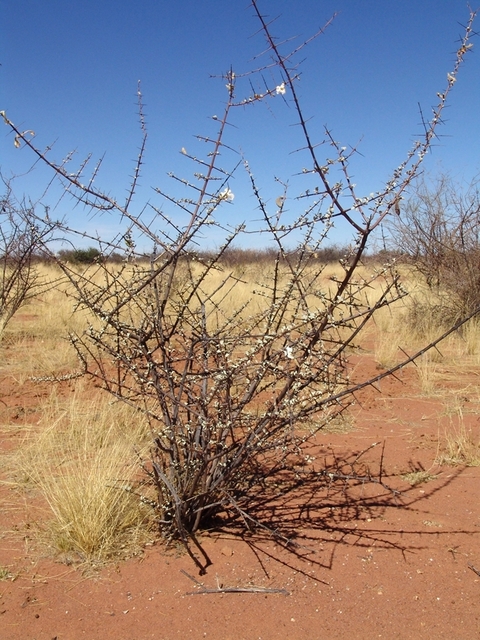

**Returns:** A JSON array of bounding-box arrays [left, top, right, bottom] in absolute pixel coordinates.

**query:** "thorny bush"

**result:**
[[0, 179, 60, 338], [389, 172, 480, 324], [1, 3, 478, 571]]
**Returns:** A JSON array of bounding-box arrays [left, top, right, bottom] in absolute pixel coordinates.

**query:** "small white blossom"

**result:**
[[447, 72, 456, 84], [284, 346, 294, 360], [276, 82, 286, 95], [219, 188, 234, 202]]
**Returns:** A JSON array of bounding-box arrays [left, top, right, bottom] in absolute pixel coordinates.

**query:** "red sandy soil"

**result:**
[[0, 357, 479, 640]]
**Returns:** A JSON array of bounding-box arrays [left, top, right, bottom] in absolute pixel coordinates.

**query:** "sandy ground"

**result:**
[[1, 354, 479, 640]]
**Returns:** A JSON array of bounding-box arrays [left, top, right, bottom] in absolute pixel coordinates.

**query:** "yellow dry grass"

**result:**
[[12, 386, 153, 563], [436, 424, 480, 467], [401, 470, 437, 486]]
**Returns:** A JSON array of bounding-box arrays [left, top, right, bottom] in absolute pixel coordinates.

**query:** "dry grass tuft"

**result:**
[[15, 388, 154, 563], [0, 566, 14, 580], [415, 354, 441, 396], [401, 470, 437, 486], [373, 305, 410, 368], [436, 424, 480, 467], [319, 411, 355, 434], [456, 318, 480, 360]]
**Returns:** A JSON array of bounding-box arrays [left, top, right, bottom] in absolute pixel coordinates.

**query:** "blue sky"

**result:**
[[1, 1, 479, 249]]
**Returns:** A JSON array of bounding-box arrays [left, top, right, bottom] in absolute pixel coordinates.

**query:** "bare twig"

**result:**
[[186, 586, 290, 596]]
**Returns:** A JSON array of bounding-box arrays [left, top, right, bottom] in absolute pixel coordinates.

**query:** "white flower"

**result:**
[[219, 188, 234, 202], [284, 346, 294, 360], [276, 82, 286, 95], [447, 72, 456, 84]]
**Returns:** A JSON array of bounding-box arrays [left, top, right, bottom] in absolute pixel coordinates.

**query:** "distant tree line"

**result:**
[[52, 244, 401, 266]]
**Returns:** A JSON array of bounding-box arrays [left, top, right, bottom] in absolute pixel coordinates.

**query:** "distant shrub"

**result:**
[[57, 247, 124, 264], [389, 173, 480, 324], [58, 247, 102, 264], [0, 182, 59, 338]]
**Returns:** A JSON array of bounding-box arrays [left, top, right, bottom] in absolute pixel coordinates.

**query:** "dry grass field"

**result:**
[[1, 260, 479, 639]]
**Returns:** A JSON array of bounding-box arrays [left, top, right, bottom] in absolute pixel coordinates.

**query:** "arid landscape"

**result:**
[[0, 262, 479, 640], [2, 1, 480, 637]]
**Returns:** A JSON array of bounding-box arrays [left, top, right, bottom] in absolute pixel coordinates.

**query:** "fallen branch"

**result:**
[[186, 586, 290, 596], [181, 569, 290, 595]]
